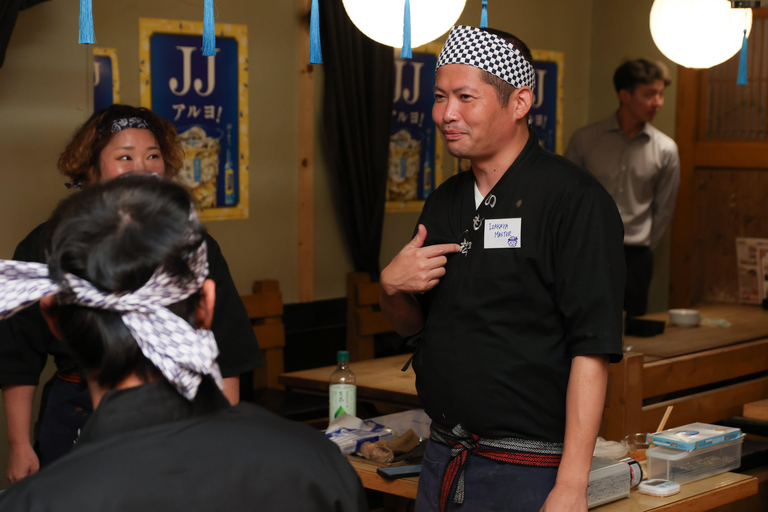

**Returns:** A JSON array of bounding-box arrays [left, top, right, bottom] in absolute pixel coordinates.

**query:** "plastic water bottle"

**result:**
[[329, 350, 356, 419]]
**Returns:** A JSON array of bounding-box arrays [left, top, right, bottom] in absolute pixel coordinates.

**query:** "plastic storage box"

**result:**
[[645, 436, 743, 485]]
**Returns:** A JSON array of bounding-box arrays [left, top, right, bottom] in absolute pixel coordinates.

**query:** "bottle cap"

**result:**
[[337, 350, 350, 361]]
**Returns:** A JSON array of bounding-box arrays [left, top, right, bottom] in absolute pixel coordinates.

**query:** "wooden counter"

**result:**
[[348, 455, 757, 512], [281, 304, 768, 436]]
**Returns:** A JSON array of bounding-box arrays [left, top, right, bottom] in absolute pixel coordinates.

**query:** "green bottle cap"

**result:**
[[337, 350, 350, 361]]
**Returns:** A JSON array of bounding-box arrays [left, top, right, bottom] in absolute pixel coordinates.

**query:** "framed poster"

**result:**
[[530, 49, 564, 154], [386, 43, 447, 213], [139, 18, 249, 221], [93, 47, 120, 111]]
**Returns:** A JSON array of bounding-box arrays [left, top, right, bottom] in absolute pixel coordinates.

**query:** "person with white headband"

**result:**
[[0, 104, 264, 481], [0, 176, 366, 511], [380, 26, 625, 511]]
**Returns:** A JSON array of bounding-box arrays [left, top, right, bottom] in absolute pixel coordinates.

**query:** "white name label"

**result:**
[[484, 218, 522, 249]]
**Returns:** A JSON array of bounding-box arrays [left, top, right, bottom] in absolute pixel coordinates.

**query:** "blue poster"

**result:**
[[149, 33, 240, 211], [388, 51, 438, 202], [93, 55, 114, 111], [93, 48, 120, 111], [530, 59, 560, 153]]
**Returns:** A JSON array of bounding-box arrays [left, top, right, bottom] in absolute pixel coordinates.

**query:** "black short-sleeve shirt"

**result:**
[[412, 131, 625, 442], [0, 222, 264, 384]]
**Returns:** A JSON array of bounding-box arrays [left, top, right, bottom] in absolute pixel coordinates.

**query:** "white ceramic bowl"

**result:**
[[669, 309, 700, 327]]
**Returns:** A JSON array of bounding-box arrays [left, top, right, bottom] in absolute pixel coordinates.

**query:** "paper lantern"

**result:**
[[650, 0, 752, 69], [341, 0, 467, 49]]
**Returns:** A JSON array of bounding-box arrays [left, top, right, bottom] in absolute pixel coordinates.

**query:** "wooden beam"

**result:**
[[670, 66, 700, 307], [297, 0, 315, 302], [693, 141, 768, 169]]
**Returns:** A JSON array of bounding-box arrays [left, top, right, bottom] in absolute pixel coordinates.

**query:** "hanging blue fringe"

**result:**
[[401, 0, 412, 58], [480, 0, 488, 28], [203, 0, 216, 56], [309, 0, 323, 64], [737, 29, 748, 85], [78, 0, 95, 44]]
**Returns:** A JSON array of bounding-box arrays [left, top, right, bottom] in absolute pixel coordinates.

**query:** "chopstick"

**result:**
[[656, 406, 674, 433], [645, 406, 674, 452]]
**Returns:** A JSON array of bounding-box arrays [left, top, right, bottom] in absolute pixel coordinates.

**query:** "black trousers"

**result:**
[[623, 245, 653, 317], [35, 377, 92, 467]]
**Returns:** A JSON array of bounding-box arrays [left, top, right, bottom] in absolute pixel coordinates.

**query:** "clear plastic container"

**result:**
[[645, 436, 743, 485], [622, 432, 650, 461]]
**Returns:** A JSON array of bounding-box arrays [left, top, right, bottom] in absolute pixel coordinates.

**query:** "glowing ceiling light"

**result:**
[[342, 0, 468, 49], [650, 0, 752, 69]]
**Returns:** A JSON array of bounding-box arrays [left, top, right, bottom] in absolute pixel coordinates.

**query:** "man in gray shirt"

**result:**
[[565, 59, 680, 316]]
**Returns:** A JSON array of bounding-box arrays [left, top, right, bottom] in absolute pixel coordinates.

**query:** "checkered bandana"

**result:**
[[437, 25, 536, 91], [0, 211, 223, 401], [111, 117, 150, 133]]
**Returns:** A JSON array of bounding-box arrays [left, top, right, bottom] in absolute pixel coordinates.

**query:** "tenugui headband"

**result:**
[[0, 210, 223, 401], [111, 117, 150, 133], [437, 25, 536, 91]]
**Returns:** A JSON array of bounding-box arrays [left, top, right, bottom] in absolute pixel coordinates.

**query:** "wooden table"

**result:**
[[280, 304, 768, 431], [348, 456, 756, 512], [280, 304, 765, 509], [595, 473, 757, 511], [347, 456, 419, 500], [602, 304, 768, 440], [279, 353, 419, 407], [623, 304, 768, 362]]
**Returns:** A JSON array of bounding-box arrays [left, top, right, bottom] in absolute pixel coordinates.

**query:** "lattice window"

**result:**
[[705, 13, 768, 140]]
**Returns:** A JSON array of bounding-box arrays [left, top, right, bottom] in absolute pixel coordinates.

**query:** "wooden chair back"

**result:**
[[241, 280, 285, 390], [346, 272, 395, 361]]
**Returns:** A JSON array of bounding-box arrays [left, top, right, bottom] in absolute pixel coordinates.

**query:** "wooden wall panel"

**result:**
[[672, 10, 768, 306], [691, 169, 768, 304]]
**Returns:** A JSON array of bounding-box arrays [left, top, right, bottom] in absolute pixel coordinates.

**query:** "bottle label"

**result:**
[[329, 384, 356, 419]]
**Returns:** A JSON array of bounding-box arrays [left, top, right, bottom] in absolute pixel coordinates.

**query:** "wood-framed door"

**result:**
[[671, 8, 768, 307]]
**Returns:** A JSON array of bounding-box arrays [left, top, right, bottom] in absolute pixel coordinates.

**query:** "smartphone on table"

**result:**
[[376, 464, 422, 480]]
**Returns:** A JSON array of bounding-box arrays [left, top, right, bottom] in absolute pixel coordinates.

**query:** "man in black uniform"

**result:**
[[0, 176, 366, 511], [380, 26, 625, 512]]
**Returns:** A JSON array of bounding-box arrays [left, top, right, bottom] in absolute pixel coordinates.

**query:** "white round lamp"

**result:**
[[650, 0, 752, 69], [342, 0, 467, 49]]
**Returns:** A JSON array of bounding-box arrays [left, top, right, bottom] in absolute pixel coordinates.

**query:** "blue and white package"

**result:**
[[646, 422, 741, 451], [325, 414, 395, 454]]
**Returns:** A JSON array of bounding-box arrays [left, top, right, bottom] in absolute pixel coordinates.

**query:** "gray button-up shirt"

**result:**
[[565, 114, 680, 249]]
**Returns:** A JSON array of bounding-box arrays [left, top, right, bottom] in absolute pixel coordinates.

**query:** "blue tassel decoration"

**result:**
[[78, 0, 95, 44], [480, 0, 488, 28], [737, 29, 748, 85], [401, 0, 412, 58], [309, 0, 323, 64], [203, 0, 215, 56]]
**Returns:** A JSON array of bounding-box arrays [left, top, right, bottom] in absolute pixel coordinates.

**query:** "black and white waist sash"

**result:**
[[429, 422, 563, 511]]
